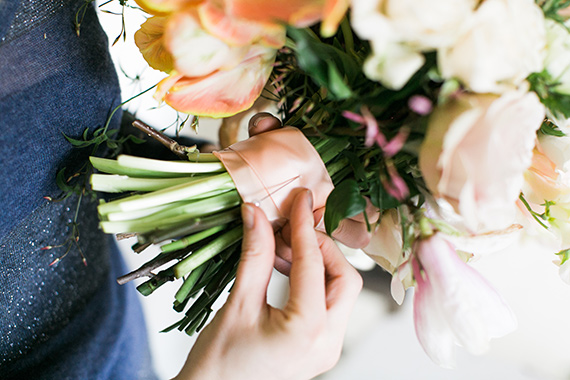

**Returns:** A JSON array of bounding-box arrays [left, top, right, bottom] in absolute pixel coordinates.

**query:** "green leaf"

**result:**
[[528, 71, 570, 118], [540, 119, 566, 137], [369, 177, 400, 210], [540, 0, 570, 23], [287, 27, 358, 100], [556, 248, 570, 265], [343, 151, 367, 182], [324, 179, 367, 235], [327, 62, 352, 100], [56, 168, 72, 193]]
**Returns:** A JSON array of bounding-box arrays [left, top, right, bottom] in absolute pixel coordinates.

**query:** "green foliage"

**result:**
[[528, 71, 570, 118], [287, 27, 361, 100], [63, 127, 145, 152], [556, 248, 570, 265], [538, 0, 570, 23], [324, 179, 368, 235], [540, 119, 566, 137], [368, 177, 400, 210]]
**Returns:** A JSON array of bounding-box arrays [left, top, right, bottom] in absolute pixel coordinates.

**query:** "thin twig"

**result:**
[[131, 120, 194, 159]]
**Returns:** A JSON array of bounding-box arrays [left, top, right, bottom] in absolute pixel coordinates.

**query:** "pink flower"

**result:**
[[412, 234, 517, 367], [419, 90, 544, 232]]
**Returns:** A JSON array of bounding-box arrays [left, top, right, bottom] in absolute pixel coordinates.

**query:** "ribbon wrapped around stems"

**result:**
[[213, 127, 334, 230]]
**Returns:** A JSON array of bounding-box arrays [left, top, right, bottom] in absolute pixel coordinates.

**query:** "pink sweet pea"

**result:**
[[412, 234, 517, 368]]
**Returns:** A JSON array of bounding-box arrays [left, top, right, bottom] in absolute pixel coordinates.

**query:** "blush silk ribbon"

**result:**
[[213, 127, 334, 230]]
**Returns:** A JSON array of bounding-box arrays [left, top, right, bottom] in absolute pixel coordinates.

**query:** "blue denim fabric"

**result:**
[[0, 2, 157, 379]]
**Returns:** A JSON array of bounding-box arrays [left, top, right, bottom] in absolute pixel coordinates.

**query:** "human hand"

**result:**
[[173, 190, 363, 380], [248, 112, 379, 273]]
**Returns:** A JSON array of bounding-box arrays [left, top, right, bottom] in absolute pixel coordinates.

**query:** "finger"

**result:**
[[248, 112, 282, 136], [229, 203, 276, 310], [312, 199, 379, 249], [274, 232, 292, 275], [285, 190, 326, 317], [333, 218, 373, 248], [317, 232, 362, 329]]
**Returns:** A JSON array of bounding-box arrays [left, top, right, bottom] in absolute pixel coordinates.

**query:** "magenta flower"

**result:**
[[412, 234, 517, 368]]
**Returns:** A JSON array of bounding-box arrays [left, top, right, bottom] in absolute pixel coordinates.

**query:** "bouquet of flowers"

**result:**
[[88, 0, 570, 368]]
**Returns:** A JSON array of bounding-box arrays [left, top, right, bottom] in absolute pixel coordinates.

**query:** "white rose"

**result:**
[[544, 19, 570, 95], [419, 90, 545, 232], [351, 0, 478, 89], [438, 0, 546, 93]]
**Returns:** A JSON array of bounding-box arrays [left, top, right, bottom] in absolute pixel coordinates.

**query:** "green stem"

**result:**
[[97, 173, 235, 215], [161, 225, 226, 253], [186, 152, 221, 162], [116, 155, 225, 174], [90, 156, 199, 178], [90, 174, 200, 193], [100, 84, 157, 137], [175, 262, 209, 304], [101, 191, 240, 234], [174, 225, 243, 278], [145, 208, 241, 244]]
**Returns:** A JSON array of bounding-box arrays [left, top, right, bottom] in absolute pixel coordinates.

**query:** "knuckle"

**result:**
[[333, 221, 371, 248]]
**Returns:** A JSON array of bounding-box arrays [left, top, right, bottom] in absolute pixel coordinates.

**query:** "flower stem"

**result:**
[[100, 190, 241, 234], [174, 225, 243, 279], [97, 172, 234, 215], [161, 225, 226, 253], [90, 174, 200, 193], [116, 154, 225, 174]]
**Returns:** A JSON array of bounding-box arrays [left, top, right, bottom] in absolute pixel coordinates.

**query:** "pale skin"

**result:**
[[173, 113, 376, 379], [248, 113, 380, 275], [174, 190, 363, 380]]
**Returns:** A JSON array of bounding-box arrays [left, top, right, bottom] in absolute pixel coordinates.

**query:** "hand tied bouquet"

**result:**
[[89, 0, 570, 368]]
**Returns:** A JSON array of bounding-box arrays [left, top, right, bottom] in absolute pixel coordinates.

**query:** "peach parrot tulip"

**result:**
[[134, 1, 286, 118]]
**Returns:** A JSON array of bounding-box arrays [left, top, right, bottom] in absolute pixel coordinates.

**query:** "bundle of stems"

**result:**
[[90, 122, 352, 335]]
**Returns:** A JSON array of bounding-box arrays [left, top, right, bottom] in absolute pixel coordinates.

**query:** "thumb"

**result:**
[[229, 203, 276, 310]]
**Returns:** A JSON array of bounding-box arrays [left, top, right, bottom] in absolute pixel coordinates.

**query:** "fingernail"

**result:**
[[241, 203, 255, 229], [250, 112, 271, 128], [305, 189, 313, 210]]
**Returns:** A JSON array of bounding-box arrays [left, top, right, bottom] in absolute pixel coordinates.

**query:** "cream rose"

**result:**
[[419, 90, 545, 232], [351, 0, 478, 90], [438, 0, 546, 93]]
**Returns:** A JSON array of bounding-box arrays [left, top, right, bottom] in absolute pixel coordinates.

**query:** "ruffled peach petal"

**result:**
[[159, 48, 276, 118], [227, 0, 323, 28], [320, 0, 349, 37], [134, 16, 174, 72], [199, 1, 286, 48], [154, 71, 185, 101], [135, 0, 199, 15], [165, 11, 247, 77]]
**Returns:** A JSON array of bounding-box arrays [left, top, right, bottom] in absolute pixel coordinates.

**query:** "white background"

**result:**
[[96, 3, 570, 379]]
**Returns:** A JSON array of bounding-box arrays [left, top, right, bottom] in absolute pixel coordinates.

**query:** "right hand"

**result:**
[[248, 112, 380, 274], [174, 190, 363, 380]]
